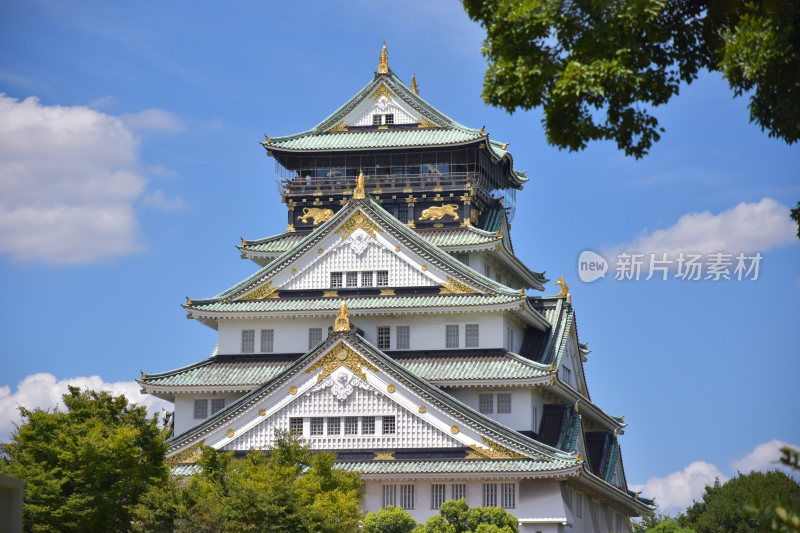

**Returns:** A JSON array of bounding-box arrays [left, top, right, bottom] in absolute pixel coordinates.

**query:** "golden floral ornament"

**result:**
[[417, 117, 437, 128], [239, 280, 278, 301], [166, 440, 206, 464], [478, 436, 527, 459], [226, 429, 235, 438], [418, 406, 426, 414], [373, 451, 395, 461], [451, 425, 459, 434], [440, 276, 478, 295], [304, 341, 378, 383], [289, 386, 298, 395], [330, 121, 348, 132], [334, 210, 382, 240], [387, 384, 395, 393], [371, 83, 393, 101]]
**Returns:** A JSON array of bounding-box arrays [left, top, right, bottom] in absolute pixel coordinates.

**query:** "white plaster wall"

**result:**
[[216, 313, 507, 355], [173, 392, 244, 436], [445, 387, 534, 433]]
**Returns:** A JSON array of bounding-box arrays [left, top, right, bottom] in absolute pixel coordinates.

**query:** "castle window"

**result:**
[[373, 114, 382, 126], [479, 393, 494, 414], [385, 114, 394, 124], [361, 271, 373, 287], [431, 484, 446, 509], [383, 485, 397, 508], [446, 325, 459, 348], [576, 492, 584, 518], [211, 398, 225, 415], [260, 329, 274, 353], [452, 483, 467, 501], [465, 324, 479, 347], [327, 417, 341, 435], [500, 483, 516, 508], [482, 483, 497, 507], [376, 270, 389, 286], [397, 203, 408, 222], [377, 326, 391, 349], [497, 393, 512, 414], [400, 484, 415, 509], [346, 271, 358, 288], [310, 417, 324, 436], [362, 416, 376, 435], [330, 272, 343, 288], [308, 328, 322, 349], [344, 416, 359, 435], [241, 329, 255, 353], [396, 326, 410, 349], [289, 417, 303, 435], [564, 366, 572, 386], [382, 415, 396, 435], [194, 399, 208, 419]]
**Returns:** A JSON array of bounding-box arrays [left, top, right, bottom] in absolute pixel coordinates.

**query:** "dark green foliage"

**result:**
[[0, 386, 168, 533], [130, 431, 364, 533], [417, 498, 519, 533], [363, 505, 419, 533], [679, 471, 800, 533], [461, 0, 800, 158]]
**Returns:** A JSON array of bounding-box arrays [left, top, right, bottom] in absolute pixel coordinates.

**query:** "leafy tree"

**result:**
[[0, 386, 168, 533], [746, 446, 800, 532], [461, 0, 800, 158], [130, 431, 364, 532], [363, 505, 418, 533], [417, 499, 519, 533], [634, 517, 696, 533], [679, 471, 800, 533]]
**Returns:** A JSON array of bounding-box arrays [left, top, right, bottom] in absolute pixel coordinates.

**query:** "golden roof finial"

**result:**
[[555, 276, 569, 297], [334, 298, 351, 332], [353, 169, 366, 199], [479, 125, 486, 135], [411, 73, 419, 94], [378, 41, 389, 74]]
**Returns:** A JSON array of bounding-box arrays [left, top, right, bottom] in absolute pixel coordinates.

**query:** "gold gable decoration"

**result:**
[[473, 436, 527, 459], [330, 121, 348, 132], [239, 280, 278, 301], [418, 118, 437, 128], [371, 84, 393, 101], [334, 211, 383, 240], [304, 341, 379, 383], [167, 440, 206, 464], [440, 276, 478, 295]]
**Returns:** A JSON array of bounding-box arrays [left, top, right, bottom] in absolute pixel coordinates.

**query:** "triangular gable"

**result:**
[[337, 82, 426, 128], [167, 328, 577, 468]]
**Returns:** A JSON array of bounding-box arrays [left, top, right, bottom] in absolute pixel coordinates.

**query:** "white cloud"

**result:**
[[610, 198, 796, 258], [631, 461, 726, 516], [0, 373, 171, 442], [0, 94, 182, 264], [121, 109, 184, 133], [731, 439, 798, 476], [142, 189, 185, 211]]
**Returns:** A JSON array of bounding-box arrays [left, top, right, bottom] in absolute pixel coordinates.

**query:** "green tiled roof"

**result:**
[[397, 352, 549, 381], [337, 458, 576, 475], [189, 293, 521, 314], [481, 208, 506, 233], [241, 233, 305, 253], [145, 356, 292, 387]]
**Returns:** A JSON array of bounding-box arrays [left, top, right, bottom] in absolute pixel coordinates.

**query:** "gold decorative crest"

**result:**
[[440, 276, 477, 295], [259, 409, 266, 416], [451, 425, 460, 434], [226, 429, 235, 438], [371, 84, 393, 101], [167, 440, 206, 464], [411, 73, 419, 94], [240, 280, 278, 301], [304, 342, 378, 383], [418, 406, 426, 414], [373, 451, 395, 461], [387, 384, 395, 393], [330, 121, 348, 132], [334, 211, 382, 240], [555, 276, 569, 297], [478, 436, 527, 459], [418, 118, 437, 128]]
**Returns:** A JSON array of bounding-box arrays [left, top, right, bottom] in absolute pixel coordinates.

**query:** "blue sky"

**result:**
[[1, 1, 798, 514]]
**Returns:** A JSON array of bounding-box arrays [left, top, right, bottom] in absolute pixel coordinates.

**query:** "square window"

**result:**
[[465, 324, 479, 347], [361, 271, 373, 287], [396, 326, 410, 349], [362, 416, 376, 435], [382, 415, 396, 435], [446, 325, 459, 348], [290, 417, 303, 435], [383, 485, 397, 508], [373, 115, 382, 126], [497, 393, 512, 414], [309, 417, 324, 436], [431, 484, 446, 509], [194, 399, 208, 419], [500, 483, 516, 508], [241, 329, 255, 353], [211, 398, 225, 415], [385, 114, 394, 125], [260, 329, 274, 353], [452, 483, 467, 501], [400, 484, 415, 509], [330, 272, 343, 288], [308, 328, 322, 349], [377, 326, 391, 350], [482, 483, 497, 507], [479, 393, 494, 414], [327, 417, 340, 435], [344, 416, 358, 435], [346, 271, 358, 288], [376, 271, 389, 287]]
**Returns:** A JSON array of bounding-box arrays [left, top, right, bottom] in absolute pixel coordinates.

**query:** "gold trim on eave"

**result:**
[[440, 276, 478, 295], [304, 341, 378, 383], [239, 280, 279, 301]]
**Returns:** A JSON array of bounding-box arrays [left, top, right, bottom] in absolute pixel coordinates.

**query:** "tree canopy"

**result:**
[[0, 386, 168, 533], [363, 498, 518, 533], [461, 0, 800, 158]]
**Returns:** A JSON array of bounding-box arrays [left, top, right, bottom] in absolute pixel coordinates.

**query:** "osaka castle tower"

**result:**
[[140, 43, 654, 532]]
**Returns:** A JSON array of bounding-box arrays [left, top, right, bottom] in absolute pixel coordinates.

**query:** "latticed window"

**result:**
[[346, 271, 358, 288], [382, 415, 396, 435], [310, 417, 324, 436], [290, 417, 303, 435], [479, 393, 494, 414], [383, 485, 397, 508], [373, 114, 382, 126], [446, 325, 459, 348], [482, 483, 497, 507], [497, 393, 512, 414], [308, 328, 322, 349], [376, 270, 389, 286], [194, 399, 208, 419], [362, 416, 376, 435], [361, 271, 373, 287], [377, 326, 391, 349], [400, 485, 415, 509], [397, 203, 408, 222], [455, 253, 470, 266], [344, 416, 358, 435], [330, 272, 343, 288], [385, 114, 394, 124], [500, 483, 516, 508], [576, 492, 584, 518], [396, 326, 410, 349], [465, 324, 479, 347], [431, 484, 446, 509], [327, 417, 340, 435], [260, 329, 274, 353], [452, 483, 467, 501], [241, 329, 255, 353], [211, 398, 225, 415]]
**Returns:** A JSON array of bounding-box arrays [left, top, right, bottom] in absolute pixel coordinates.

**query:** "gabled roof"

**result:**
[[165, 327, 578, 469], [187, 195, 548, 320]]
